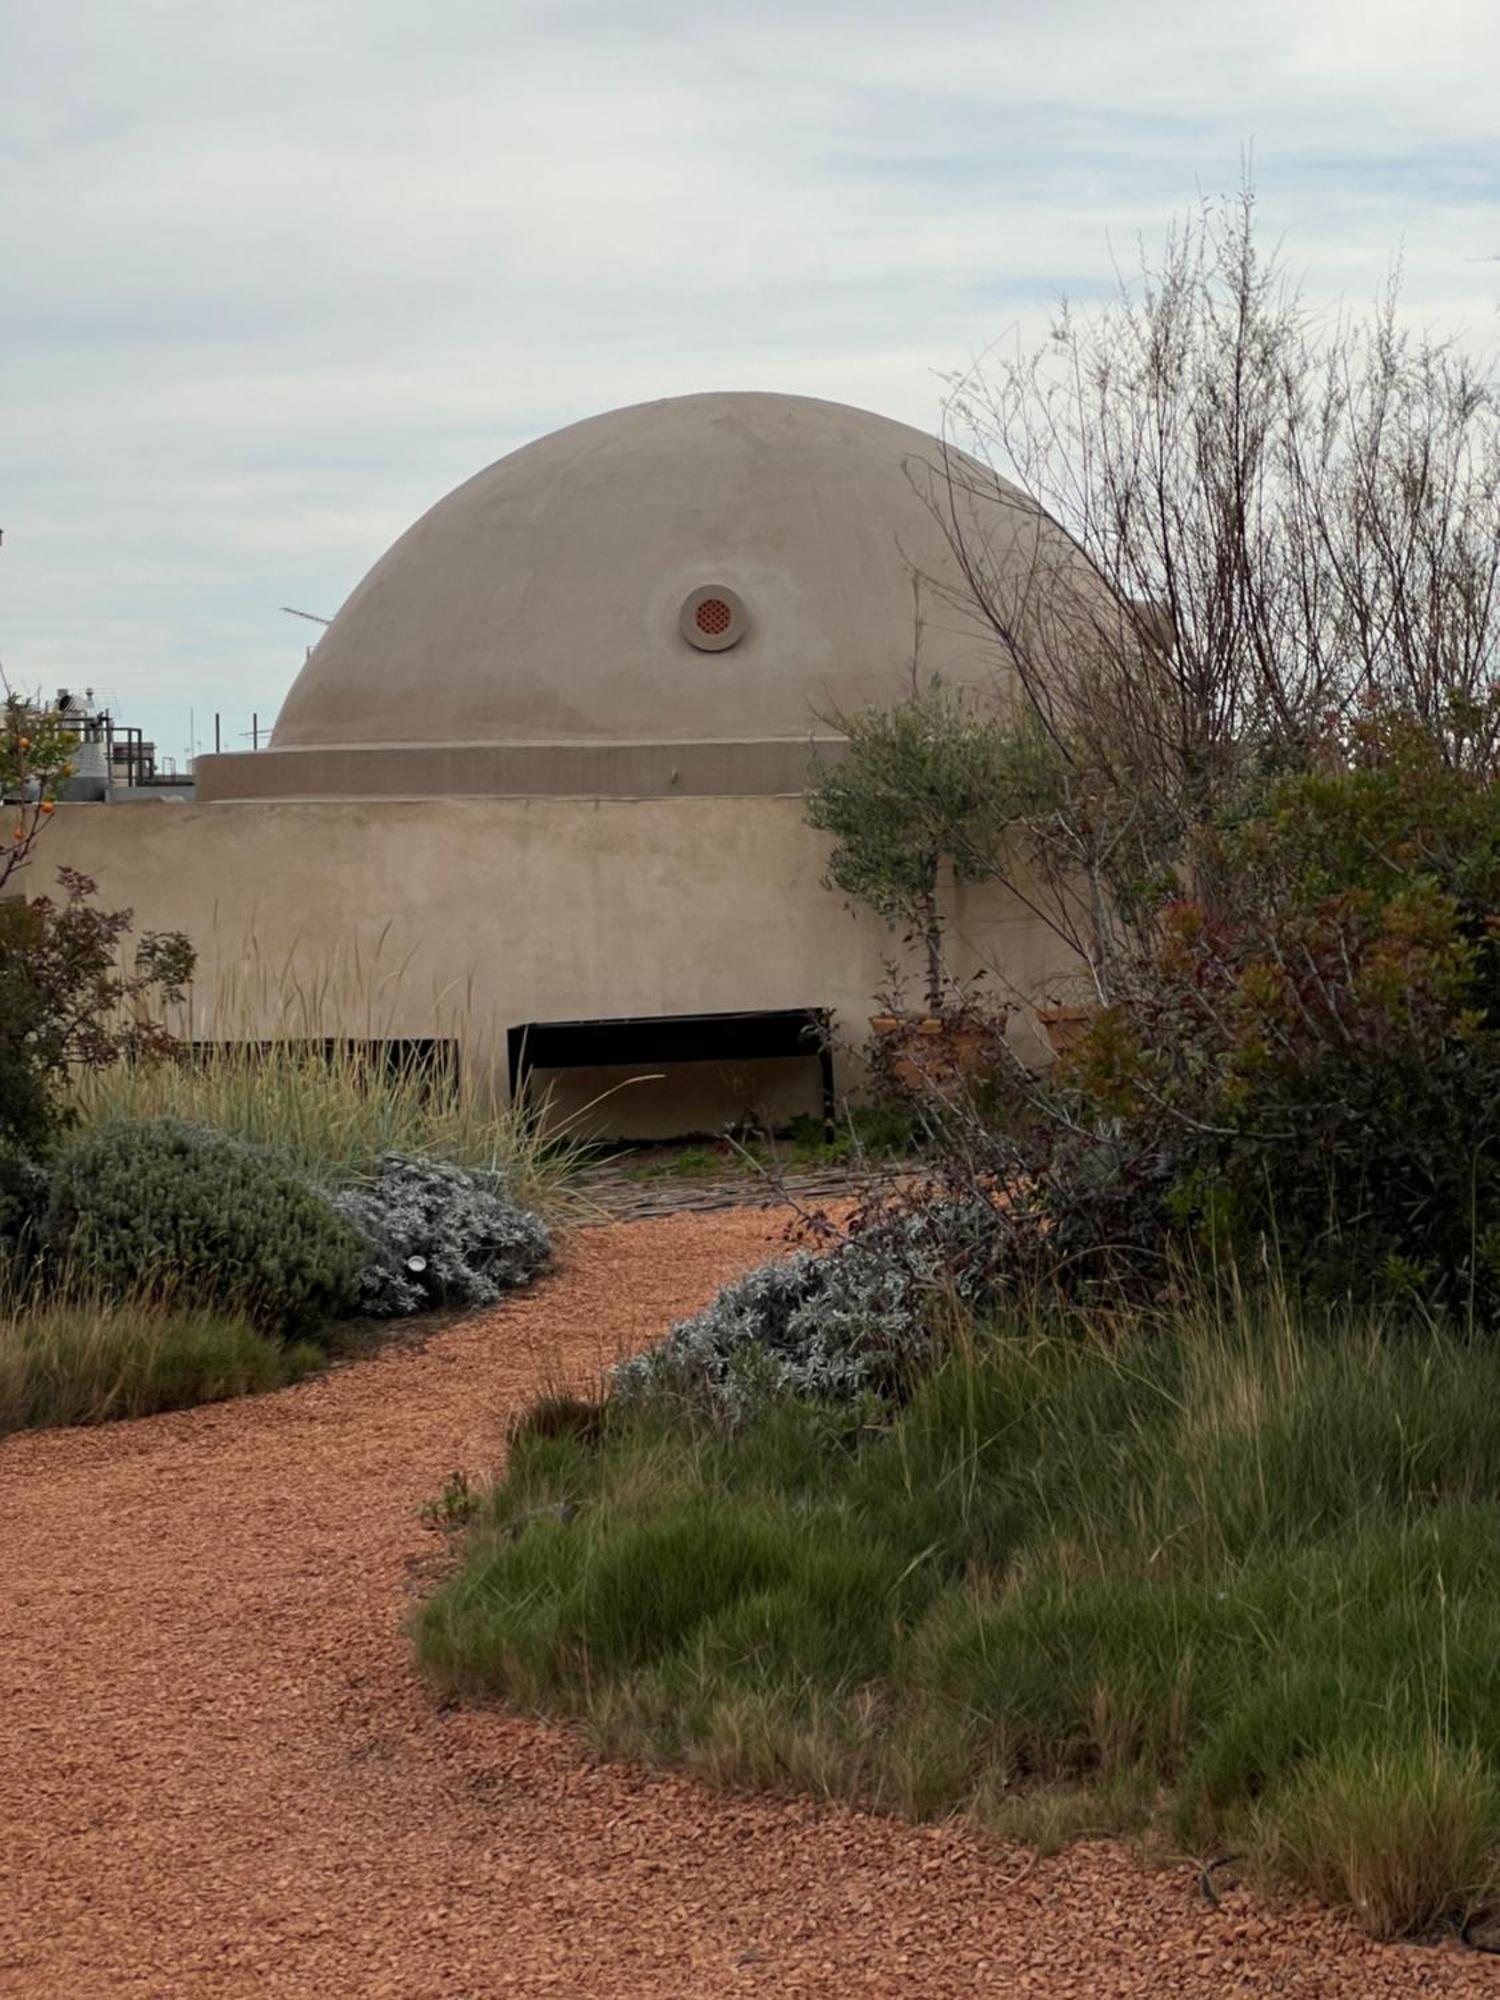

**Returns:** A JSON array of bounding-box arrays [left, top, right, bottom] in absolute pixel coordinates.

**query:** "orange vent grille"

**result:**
[[694, 597, 733, 637]]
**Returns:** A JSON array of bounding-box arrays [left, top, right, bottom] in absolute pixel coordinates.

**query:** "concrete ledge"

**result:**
[[193, 737, 848, 803]]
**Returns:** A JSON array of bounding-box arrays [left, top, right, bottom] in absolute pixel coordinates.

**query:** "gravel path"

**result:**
[[574, 1164, 863, 1223], [1, 1210, 1493, 1998]]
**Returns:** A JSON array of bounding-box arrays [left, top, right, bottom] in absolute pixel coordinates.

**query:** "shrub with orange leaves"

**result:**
[[0, 870, 194, 1153], [1057, 715, 1500, 1320], [1, 690, 76, 895]]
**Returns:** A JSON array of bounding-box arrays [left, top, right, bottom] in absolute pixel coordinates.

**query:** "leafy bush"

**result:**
[[0, 691, 78, 899], [332, 1153, 549, 1318], [0, 1141, 48, 1262], [44, 1119, 363, 1334], [805, 681, 1021, 1011], [1059, 718, 1500, 1320], [0, 867, 192, 1153], [845, 711, 1500, 1326], [613, 1198, 998, 1420]]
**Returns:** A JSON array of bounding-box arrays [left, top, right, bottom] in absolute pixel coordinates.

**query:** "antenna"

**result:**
[[280, 606, 332, 626]]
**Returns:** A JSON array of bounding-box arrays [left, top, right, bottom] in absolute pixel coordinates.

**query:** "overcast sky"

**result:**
[[4, 0, 1499, 767]]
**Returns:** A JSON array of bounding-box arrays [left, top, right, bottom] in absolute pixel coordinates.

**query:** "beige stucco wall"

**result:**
[[37, 796, 1079, 1139]]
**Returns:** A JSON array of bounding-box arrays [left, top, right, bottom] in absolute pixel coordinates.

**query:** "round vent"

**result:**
[[681, 584, 747, 652]]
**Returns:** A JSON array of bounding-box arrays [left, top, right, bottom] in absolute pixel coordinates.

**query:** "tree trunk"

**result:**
[[920, 886, 944, 1014]]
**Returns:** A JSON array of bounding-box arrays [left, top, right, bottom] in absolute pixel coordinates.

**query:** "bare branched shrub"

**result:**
[[917, 187, 1500, 995]]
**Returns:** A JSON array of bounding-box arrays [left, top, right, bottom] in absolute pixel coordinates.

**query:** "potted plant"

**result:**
[[867, 971, 1008, 1092], [1035, 1000, 1094, 1059]]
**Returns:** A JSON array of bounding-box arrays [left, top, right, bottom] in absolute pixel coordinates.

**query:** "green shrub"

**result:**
[[781, 1103, 925, 1166], [0, 1140, 48, 1262], [44, 1119, 363, 1334], [0, 866, 193, 1154], [804, 680, 1022, 1012], [1017, 715, 1500, 1322], [790, 709, 1500, 1326]]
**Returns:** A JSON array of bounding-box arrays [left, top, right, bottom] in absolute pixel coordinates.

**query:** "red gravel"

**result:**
[[0, 1209, 1493, 1997]]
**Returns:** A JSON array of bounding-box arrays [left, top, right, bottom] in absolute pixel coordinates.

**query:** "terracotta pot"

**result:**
[[870, 1010, 1007, 1091], [1036, 1003, 1093, 1059], [946, 1025, 991, 1065]]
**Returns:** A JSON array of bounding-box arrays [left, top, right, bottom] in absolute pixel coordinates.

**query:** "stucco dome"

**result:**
[[203, 391, 1059, 802]]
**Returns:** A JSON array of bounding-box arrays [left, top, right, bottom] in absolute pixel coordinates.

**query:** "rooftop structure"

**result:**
[[48, 392, 1087, 1136], [196, 391, 1050, 805]]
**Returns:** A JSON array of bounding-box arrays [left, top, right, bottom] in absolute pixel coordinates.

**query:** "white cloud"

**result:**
[[2, 0, 1498, 757]]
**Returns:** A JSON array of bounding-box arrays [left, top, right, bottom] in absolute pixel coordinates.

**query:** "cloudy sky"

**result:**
[[4, 0, 1499, 767]]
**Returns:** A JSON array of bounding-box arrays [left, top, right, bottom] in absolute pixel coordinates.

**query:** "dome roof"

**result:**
[[202, 392, 1066, 802]]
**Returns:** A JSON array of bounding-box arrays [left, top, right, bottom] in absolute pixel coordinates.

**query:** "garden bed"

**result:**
[[419, 1283, 1500, 1945], [6, 1209, 1492, 1996]]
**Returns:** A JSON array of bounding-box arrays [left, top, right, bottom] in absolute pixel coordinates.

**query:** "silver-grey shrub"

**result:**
[[613, 1198, 997, 1421], [332, 1154, 550, 1318]]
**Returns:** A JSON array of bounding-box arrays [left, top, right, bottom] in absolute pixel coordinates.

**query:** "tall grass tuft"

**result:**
[[1264, 1739, 1499, 1940], [415, 1285, 1500, 1937], [0, 1284, 320, 1435], [68, 929, 591, 1213]]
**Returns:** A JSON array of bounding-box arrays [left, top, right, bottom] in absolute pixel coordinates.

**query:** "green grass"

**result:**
[[620, 1105, 926, 1183], [0, 1288, 321, 1434], [778, 1103, 926, 1167], [66, 929, 591, 1214], [70, 1042, 585, 1214], [626, 1145, 727, 1182], [416, 1286, 1500, 1938]]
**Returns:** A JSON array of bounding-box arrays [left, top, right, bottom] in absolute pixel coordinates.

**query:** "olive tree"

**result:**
[[804, 679, 1021, 1013]]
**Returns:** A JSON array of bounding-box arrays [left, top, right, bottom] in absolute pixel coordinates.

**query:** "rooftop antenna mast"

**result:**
[[280, 605, 332, 665]]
